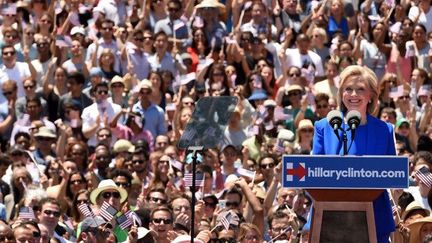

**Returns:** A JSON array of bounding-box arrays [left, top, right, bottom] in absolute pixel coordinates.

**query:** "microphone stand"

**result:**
[[343, 129, 348, 156]]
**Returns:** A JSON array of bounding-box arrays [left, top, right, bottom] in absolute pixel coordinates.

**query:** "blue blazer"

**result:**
[[312, 113, 396, 242], [313, 114, 396, 156]]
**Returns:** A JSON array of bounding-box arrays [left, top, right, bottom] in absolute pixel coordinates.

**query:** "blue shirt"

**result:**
[[327, 16, 349, 39], [132, 102, 167, 138], [313, 114, 396, 243]]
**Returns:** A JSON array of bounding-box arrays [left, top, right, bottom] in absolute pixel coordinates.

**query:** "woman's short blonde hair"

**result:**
[[311, 27, 328, 43], [338, 65, 379, 116], [237, 223, 262, 241]]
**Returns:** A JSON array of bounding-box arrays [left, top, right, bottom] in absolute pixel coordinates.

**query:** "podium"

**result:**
[[308, 189, 382, 243], [282, 155, 409, 243]]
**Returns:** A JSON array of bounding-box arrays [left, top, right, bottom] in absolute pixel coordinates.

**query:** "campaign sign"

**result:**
[[282, 155, 409, 189]]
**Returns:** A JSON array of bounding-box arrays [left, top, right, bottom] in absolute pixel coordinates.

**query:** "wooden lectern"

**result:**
[[307, 189, 383, 243]]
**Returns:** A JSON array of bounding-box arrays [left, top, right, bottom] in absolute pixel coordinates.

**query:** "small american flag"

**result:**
[[220, 212, 231, 230], [126, 210, 142, 226], [78, 203, 94, 218], [415, 167, 432, 188], [19, 207, 35, 220], [116, 214, 132, 230], [389, 85, 404, 99], [184, 172, 204, 187], [100, 201, 118, 222], [237, 167, 256, 179]]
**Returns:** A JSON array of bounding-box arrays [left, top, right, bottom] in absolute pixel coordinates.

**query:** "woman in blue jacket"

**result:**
[[313, 65, 396, 243]]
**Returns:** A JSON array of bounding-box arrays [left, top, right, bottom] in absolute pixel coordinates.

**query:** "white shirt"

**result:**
[[124, 42, 151, 80], [284, 48, 325, 77], [81, 100, 122, 147], [409, 6, 432, 33], [0, 62, 31, 98]]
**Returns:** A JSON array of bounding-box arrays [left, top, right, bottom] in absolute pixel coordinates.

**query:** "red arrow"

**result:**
[[287, 164, 307, 180]]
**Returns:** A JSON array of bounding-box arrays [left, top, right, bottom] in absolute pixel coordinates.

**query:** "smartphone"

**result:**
[[219, 199, 227, 209]]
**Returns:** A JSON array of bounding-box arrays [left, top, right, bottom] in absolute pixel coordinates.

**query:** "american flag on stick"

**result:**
[[220, 211, 231, 230], [78, 203, 95, 218], [126, 210, 142, 226], [415, 166, 432, 188], [19, 207, 35, 220], [99, 201, 118, 222], [184, 172, 204, 187], [116, 214, 133, 230]]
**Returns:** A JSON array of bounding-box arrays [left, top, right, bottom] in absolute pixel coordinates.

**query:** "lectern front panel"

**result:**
[[320, 211, 369, 243]]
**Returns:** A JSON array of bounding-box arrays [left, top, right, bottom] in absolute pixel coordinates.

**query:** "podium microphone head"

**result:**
[[346, 110, 361, 130], [326, 110, 343, 131]]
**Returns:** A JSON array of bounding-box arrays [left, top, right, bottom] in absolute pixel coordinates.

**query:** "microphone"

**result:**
[[346, 110, 361, 131], [326, 110, 343, 140]]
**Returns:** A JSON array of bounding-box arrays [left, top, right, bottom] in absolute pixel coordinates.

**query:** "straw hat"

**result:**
[[407, 216, 432, 243], [195, 0, 226, 13], [90, 179, 128, 204]]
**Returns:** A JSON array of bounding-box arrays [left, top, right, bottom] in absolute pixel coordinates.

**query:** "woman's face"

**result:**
[[311, 30, 323, 46], [411, 69, 424, 83], [150, 73, 162, 89], [299, 127, 314, 141], [241, 229, 260, 243], [54, 68, 66, 83], [39, 15, 52, 29], [261, 66, 273, 83], [157, 155, 170, 175], [256, 60, 268, 71], [288, 68, 301, 83], [70, 173, 86, 192], [77, 193, 89, 205], [372, 23, 385, 40], [413, 26, 426, 43], [180, 108, 192, 127], [101, 53, 114, 66], [330, 0, 342, 16], [341, 75, 372, 115], [211, 69, 225, 83], [193, 29, 206, 42], [339, 43, 352, 58]]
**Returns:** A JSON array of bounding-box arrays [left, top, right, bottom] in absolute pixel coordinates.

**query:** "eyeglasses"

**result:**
[[102, 191, 121, 199], [115, 182, 131, 188], [317, 104, 328, 109], [97, 90, 109, 95], [261, 163, 275, 169], [152, 218, 172, 224], [133, 159, 145, 164], [77, 199, 89, 204], [400, 95, 410, 100], [43, 210, 61, 217], [149, 196, 167, 204], [301, 128, 314, 133], [225, 201, 240, 207], [5, 35, 17, 39], [71, 179, 83, 185], [140, 90, 151, 95], [217, 238, 236, 243], [2, 51, 15, 56], [24, 84, 35, 90], [204, 200, 217, 208]]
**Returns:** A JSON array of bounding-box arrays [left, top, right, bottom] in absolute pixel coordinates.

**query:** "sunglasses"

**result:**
[[140, 90, 151, 95], [36, 137, 53, 142], [261, 163, 275, 169], [159, 160, 170, 165], [152, 218, 172, 224], [225, 201, 240, 207], [2, 51, 15, 56], [102, 27, 113, 31], [144, 36, 153, 40], [2, 90, 14, 96], [149, 197, 167, 204], [102, 191, 121, 199], [400, 95, 410, 100], [133, 159, 145, 164], [115, 182, 130, 188], [97, 90, 109, 95], [134, 37, 144, 42], [111, 84, 124, 88], [168, 8, 180, 12], [24, 85, 35, 90], [37, 42, 49, 47], [289, 72, 301, 77], [43, 210, 61, 217]]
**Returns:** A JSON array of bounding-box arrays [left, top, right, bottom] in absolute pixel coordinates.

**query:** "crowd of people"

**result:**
[[0, 0, 432, 242]]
